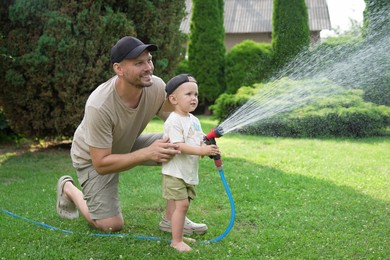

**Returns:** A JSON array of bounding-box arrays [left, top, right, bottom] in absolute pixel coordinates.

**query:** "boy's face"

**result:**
[[169, 82, 199, 115]]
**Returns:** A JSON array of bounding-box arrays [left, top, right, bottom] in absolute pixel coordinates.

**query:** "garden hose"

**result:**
[[1, 127, 235, 243], [1, 165, 234, 243]]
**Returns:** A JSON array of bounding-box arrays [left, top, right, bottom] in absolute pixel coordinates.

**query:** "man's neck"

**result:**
[[115, 78, 143, 108]]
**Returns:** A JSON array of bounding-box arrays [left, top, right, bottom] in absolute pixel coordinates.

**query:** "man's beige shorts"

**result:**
[[74, 133, 163, 220], [162, 174, 196, 201], [78, 166, 120, 220]]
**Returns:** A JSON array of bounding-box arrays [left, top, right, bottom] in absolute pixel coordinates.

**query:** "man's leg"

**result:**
[[62, 180, 124, 231], [57, 166, 124, 232], [132, 133, 164, 166]]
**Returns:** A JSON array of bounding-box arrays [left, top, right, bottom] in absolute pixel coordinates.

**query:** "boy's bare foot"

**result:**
[[171, 241, 192, 252], [183, 237, 196, 243]]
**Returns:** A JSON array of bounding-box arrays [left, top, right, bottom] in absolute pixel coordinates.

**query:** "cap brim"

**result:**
[[124, 44, 158, 60]]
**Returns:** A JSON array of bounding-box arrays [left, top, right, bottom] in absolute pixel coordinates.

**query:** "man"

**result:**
[[56, 36, 207, 234]]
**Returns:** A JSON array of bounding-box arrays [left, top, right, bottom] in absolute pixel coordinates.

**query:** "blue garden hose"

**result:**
[[1, 166, 235, 243], [201, 166, 235, 244]]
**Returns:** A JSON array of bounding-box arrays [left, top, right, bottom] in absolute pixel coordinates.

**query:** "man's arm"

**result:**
[[90, 137, 180, 175]]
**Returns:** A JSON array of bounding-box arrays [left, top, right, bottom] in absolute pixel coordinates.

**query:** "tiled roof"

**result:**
[[180, 0, 331, 33]]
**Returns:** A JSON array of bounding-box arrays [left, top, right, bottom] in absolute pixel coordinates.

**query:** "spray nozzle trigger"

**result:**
[[204, 126, 224, 167]]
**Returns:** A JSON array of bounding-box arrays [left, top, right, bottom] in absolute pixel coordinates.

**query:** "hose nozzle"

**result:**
[[204, 126, 224, 168], [205, 126, 224, 140]]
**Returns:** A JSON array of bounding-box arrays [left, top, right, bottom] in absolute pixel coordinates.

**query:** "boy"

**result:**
[[161, 74, 220, 252]]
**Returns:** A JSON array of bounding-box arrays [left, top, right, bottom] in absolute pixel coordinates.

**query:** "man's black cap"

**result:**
[[165, 74, 197, 95], [110, 36, 157, 64]]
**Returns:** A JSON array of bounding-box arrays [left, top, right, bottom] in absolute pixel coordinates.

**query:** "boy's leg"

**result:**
[[160, 176, 207, 235], [163, 199, 175, 220], [170, 198, 192, 252]]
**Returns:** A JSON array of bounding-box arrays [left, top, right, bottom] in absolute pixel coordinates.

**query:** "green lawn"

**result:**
[[1, 117, 389, 259]]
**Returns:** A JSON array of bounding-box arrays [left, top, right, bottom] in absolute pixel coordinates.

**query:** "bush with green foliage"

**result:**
[[126, 0, 187, 78], [0, 0, 186, 139], [225, 40, 273, 94], [311, 37, 363, 75], [210, 86, 257, 121], [0, 108, 18, 142]]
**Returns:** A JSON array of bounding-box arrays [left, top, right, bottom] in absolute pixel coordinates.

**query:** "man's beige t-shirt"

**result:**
[[70, 75, 166, 170]]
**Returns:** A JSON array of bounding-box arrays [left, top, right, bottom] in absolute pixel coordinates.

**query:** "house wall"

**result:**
[[225, 33, 272, 50], [225, 31, 322, 51]]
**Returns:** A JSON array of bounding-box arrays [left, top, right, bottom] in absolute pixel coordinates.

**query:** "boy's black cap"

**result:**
[[165, 74, 197, 95], [110, 36, 157, 64]]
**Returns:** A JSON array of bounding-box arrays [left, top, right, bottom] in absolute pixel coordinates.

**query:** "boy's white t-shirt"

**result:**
[[162, 112, 204, 185]]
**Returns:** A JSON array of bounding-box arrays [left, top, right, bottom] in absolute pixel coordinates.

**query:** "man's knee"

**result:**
[[94, 215, 124, 232]]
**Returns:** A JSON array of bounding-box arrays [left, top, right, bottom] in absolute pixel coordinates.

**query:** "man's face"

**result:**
[[119, 50, 155, 88]]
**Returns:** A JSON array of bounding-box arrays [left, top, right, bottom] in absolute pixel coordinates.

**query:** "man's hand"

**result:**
[[146, 137, 180, 163], [90, 137, 180, 174]]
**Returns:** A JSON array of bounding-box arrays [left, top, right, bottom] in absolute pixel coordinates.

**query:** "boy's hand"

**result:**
[[201, 143, 220, 157]]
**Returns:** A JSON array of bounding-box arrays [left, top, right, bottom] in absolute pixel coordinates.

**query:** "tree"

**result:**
[[188, 0, 225, 113], [272, 0, 310, 71], [361, 0, 390, 106], [125, 0, 186, 79], [0, 0, 186, 139], [363, 0, 390, 39]]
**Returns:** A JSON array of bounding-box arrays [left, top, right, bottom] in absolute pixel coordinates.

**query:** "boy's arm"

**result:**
[[176, 142, 219, 157]]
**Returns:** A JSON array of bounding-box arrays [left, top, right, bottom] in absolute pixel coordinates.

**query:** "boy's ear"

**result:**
[[168, 94, 177, 104]]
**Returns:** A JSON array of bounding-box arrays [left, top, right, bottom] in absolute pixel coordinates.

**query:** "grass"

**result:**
[[0, 116, 389, 259]]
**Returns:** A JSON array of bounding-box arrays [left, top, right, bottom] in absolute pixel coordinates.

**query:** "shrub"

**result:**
[[210, 85, 257, 121], [0, 0, 186, 139], [225, 40, 273, 94], [0, 108, 19, 143]]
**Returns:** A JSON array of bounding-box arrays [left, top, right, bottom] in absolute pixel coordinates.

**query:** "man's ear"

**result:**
[[113, 63, 123, 76]]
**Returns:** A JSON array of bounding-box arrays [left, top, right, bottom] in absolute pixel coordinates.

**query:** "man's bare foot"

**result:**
[[171, 241, 192, 252]]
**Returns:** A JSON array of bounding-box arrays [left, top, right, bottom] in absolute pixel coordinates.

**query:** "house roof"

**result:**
[[180, 0, 331, 34]]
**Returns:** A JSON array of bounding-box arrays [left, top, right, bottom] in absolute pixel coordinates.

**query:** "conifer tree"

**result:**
[[361, 0, 390, 105], [188, 0, 226, 112], [272, 0, 310, 71]]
